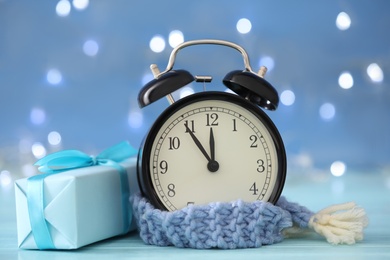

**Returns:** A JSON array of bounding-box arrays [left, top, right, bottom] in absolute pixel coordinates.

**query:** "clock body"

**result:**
[[137, 91, 286, 211]]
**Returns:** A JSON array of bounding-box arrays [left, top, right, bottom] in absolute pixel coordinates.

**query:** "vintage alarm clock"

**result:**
[[137, 39, 286, 211]]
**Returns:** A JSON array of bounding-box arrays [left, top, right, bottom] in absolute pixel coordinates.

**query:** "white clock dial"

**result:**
[[143, 93, 284, 211]]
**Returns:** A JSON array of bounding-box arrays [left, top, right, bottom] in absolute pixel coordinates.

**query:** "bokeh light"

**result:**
[[179, 86, 194, 99], [30, 107, 46, 125], [259, 56, 275, 72], [280, 90, 295, 106], [0, 170, 12, 188], [48, 131, 62, 146], [336, 12, 351, 30], [150, 35, 166, 53], [47, 68, 62, 85], [83, 40, 99, 56], [367, 63, 384, 83], [330, 161, 347, 177], [31, 142, 47, 159], [291, 153, 313, 169], [128, 110, 143, 129], [56, 0, 71, 17], [319, 103, 336, 121], [72, 0, 89, 10], [338, 71, 354, 89], [236, 18, 252, 34], [169, 30, 184, 48]]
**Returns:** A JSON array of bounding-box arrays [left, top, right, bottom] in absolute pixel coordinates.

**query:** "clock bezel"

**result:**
[[137, 91, 287, 211]]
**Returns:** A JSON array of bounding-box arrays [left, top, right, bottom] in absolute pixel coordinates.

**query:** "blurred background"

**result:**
[[0, 0, 389, 188]]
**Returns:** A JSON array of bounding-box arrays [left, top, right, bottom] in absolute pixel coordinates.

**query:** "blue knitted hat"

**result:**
[[132, 194, 368, 249]]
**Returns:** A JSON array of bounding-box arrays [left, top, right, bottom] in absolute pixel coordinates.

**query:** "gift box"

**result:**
[[14, 142, 139, 250]]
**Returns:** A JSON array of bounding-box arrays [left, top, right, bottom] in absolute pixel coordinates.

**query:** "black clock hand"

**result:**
[[185, 123, 211, 162], [208, 127, 219, 172], [209, 127, 215, 161], [184, 123, 219, 172]]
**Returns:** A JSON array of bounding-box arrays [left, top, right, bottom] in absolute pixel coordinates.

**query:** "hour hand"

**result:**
[[185, 123, 211, 162], [184, 123, 219, 172]]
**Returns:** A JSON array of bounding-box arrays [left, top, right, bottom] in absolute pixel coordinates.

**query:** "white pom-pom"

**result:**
[[308, 202, 368, 245]]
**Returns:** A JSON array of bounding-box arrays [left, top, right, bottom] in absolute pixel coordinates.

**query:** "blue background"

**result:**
[[1, 0, 389, 180]]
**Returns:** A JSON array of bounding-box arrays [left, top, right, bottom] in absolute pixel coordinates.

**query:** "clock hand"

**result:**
[[209, 127, 215, 161], [208, 127, 219, 172], [185, 123, 211, 162], [184, 123, 219, 172]]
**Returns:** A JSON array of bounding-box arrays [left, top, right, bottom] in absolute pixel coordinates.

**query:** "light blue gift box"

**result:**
[[14, 142, 139, 250]]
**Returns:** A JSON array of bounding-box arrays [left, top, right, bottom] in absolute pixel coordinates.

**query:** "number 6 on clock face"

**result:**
[[138, 92, 286, 211]]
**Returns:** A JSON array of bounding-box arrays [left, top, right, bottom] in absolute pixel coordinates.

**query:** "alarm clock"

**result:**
[[137, 39, 286, 211]]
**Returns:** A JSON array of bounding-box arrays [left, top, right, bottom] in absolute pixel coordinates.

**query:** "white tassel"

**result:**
[[308, 202, 368, 245]]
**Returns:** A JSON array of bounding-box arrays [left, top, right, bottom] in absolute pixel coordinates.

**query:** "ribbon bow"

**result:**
[[27, 141, 137, 249]]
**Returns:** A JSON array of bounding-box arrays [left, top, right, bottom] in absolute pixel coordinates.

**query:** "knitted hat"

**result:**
[[132, 194, 368, 249]]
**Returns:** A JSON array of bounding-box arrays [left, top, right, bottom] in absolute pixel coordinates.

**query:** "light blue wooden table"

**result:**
[[1, 170, 389, 259]]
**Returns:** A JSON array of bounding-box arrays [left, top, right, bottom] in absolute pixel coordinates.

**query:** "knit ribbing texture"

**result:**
[[132, 194, 314, 249]]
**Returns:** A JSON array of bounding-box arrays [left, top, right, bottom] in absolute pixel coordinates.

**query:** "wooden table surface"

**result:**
[[1, 170, 389, 259]]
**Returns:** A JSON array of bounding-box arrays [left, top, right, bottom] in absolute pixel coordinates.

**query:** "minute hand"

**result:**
[[185, 124, 211, 162], [209, 127, 215, 161]]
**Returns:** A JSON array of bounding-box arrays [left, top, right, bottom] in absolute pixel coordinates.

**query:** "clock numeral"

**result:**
[[168, 137, 180, 150], [257, 159, 265, 173], [249, 182, 259, 195], [249, 135, 258, 148], [159, 160, 168, 174], [232, 119, 237, 132], [206, 113, 219, 126], [167, 183, 176, 197], [184, 120, 195, 133]]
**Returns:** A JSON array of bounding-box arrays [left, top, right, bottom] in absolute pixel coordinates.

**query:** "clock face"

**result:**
[[138, 92, 286, 211]]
